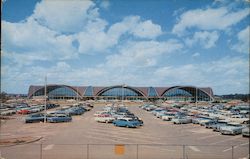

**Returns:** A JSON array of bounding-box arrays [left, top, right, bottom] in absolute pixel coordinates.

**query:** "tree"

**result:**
[[0, 92, 10, 103]]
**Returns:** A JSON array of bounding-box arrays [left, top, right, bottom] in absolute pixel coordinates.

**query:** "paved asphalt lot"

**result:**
[[0, 102, 249, 159]]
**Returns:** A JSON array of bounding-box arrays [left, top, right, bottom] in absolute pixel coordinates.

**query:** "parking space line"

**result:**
[[188, 146, 201, 152], [239, 142, 249, 146], [222, 142, 249, 152], [84, 131, 131, 141], [209, 136, 242, 145], [142, 145, 176, 152], [43, 144, 54, 151], [198, 134, 220, 140], [222, 147, 234, 152]]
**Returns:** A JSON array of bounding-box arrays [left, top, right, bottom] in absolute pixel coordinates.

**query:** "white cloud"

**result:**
[[232, 26, 250, 53], [172, 7, 249, 36], [130, 18, 163, 39], [33, 0, 97, 33], [77, 15, 163, 54], [2, 18, 78, 65], [192, 52, 200, 57], [106, 40, 183, 68], [100, 0, 110, 9], [185, 31, 219, 48], [108, 16, 163, 40], [154, 56, 249, 94]]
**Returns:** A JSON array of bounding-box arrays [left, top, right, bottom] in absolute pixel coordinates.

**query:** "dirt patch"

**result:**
[[0, 136, 42, 146]]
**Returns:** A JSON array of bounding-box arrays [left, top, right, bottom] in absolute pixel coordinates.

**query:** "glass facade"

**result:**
[[33, 86, 78, 99], [148, 87, 158, 97], [163, 87, 211, 101], [100, 87, 142, 97], [29, 85, 213, 101], [84, 86, 93, 96]]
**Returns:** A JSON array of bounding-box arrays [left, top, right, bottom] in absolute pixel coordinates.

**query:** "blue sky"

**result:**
[[2, 0, 249, 95]]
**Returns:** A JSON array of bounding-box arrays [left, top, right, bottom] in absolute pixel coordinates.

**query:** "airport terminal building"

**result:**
[[28, 85, 214, 101]]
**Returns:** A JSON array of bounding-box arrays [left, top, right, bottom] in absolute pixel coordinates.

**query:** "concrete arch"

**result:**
[[96, 85, 148, 98], [161, 86, 214, 100], [28, 84, 82, 99]]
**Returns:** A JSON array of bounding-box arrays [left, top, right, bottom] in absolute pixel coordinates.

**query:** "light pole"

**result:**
[[44, 75, 47, 123], [195, 87, 198, 107], [77, 86, 79, 104]]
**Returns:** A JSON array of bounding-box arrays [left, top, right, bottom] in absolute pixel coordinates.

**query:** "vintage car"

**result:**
[[220, 122, 245, 135], [172, 116, 192, 124], [161, 112, 176, 121], [25, 113, 46, 123], [95, 114, 115, 123], [242, 125, 250, 137], [47, 114, 72, 123], [113, 118, 142, 128]]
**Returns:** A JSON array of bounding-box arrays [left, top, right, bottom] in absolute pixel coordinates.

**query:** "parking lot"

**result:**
[[0, 102, 249, 159]]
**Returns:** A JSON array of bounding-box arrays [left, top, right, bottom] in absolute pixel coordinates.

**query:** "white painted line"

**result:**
[[188, 146, 201, 152], [142, 145, 176, 152], [222, 142, 249, 152], [198, 134, 220, 140], [240, 142, 249, 146], [209, 136, 241, 145], [85, 131, 131, 141], [43, 144, 54, 150], [222, 147, 234, 152]]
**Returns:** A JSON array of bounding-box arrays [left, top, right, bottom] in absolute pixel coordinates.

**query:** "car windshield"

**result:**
[[228, 124, 242, 127]]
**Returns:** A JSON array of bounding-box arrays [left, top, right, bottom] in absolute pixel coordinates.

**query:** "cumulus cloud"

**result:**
[[185, 31, 219, 48], [100, 0, 110, 9], [192, 52, 200, 57], [106, 40, 183, 68], [154, 57, 249, 94], [231, 26, 250, 53], [107, 16, 163, 40], [2, 18, 78, 65], [77, 15, 163, 54], [33, 0, 98, 34], [172, 7, 249, 36]]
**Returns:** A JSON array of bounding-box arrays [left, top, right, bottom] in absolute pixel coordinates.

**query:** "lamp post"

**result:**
[[195, 87, 197, 107], [44, 75, 47, 123]]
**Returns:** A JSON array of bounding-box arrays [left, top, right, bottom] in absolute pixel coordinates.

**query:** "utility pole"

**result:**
[[77, 87, 79, 104], [195, 87, 197, 107], [44, 75, 47, 123]]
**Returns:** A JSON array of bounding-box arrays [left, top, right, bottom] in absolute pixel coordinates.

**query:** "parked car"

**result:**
[[47, 114, 72, 123], [94, 111, 109, 117], [151, 108, 165, 115], [205, 120, 226, 129], [25, 113, 46, 123], [145, 105, 157, 111], [95, 114, 115, 123], [212, 120, 229, 132], [113, 118, 142, 128], [155, 111, 168, 118], [172, 116, 192, 124], [66, 107, 86, 115], [220, 123, 245, 135], [1, 110, 16, 116], [242, 125, 249, 137], [200, 119, 217, 126], [55, 107, 85, 116], [17, 108, 31, 114], [161, 112, 176, 121]]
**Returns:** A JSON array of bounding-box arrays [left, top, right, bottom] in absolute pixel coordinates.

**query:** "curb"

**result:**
[[0, 136, 43, 147]]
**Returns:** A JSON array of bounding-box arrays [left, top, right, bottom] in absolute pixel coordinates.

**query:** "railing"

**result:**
[[0, 143, 249, 159]]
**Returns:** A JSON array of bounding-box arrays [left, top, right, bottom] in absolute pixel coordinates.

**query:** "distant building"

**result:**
[[28, 84, 214, 101]]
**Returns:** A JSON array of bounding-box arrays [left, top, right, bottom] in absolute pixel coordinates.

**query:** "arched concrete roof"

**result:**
[[161, 86, 214, 100], [28, 84, 84, 99], [95, 85, 148, 98]]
